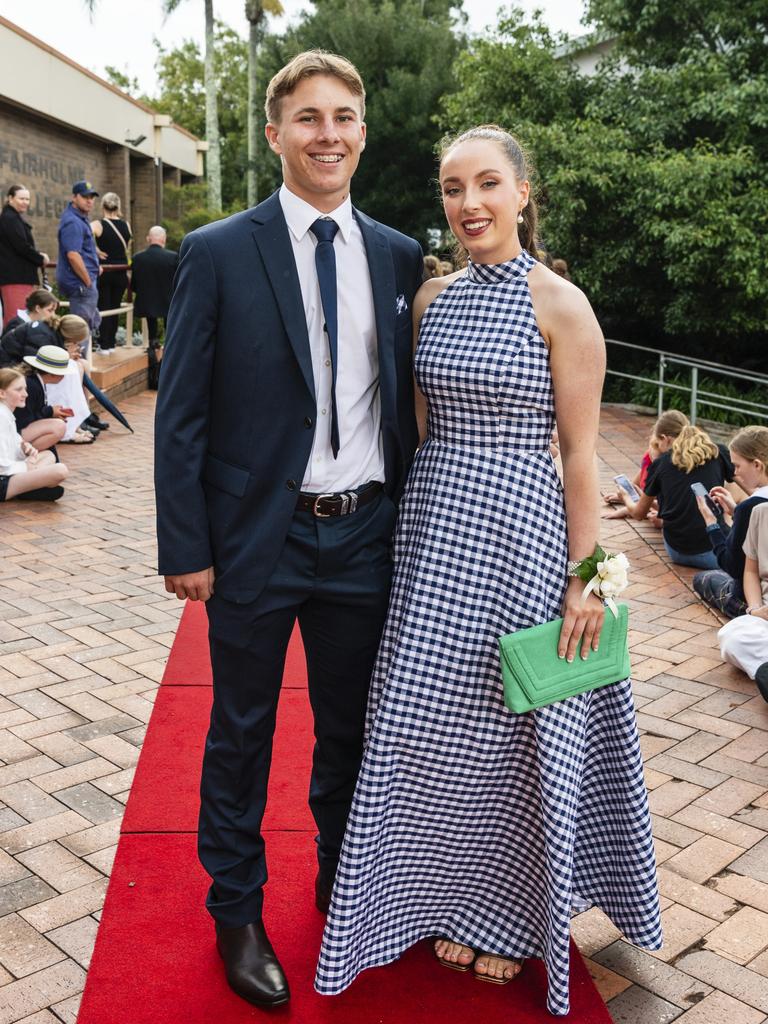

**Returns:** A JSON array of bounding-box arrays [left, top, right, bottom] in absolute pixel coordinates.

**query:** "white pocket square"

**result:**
[[395, 293, 408, 315]]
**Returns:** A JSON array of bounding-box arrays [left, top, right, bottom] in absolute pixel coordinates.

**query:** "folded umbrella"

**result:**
[[83, 373, 134, 433]]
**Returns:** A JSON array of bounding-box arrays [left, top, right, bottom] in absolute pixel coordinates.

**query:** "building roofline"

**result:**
[[0, 15, 199, 142]]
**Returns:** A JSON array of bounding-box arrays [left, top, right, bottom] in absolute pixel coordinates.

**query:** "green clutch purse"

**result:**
[[498, 603, 630, 713]]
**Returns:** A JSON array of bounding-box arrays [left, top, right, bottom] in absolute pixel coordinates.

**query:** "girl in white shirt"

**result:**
[[0, 367, 68, 501]]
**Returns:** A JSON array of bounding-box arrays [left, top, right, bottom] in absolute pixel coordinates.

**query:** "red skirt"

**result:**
[[0, 284, 35, 329]]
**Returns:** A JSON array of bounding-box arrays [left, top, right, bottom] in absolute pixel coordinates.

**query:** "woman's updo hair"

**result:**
[[101, 192, 122, 214], [58, 314, 90, 344], [730, 426, 768, 470], [652, 409, 688, 440], [438, 125, 541, 261]]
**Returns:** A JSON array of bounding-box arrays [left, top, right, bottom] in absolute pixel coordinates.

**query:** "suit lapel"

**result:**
[[251, 193, 314, 398], [356, 211, 396, 423]]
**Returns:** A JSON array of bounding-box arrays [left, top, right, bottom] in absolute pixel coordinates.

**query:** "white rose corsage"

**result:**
[[569, 546, 629, 617]]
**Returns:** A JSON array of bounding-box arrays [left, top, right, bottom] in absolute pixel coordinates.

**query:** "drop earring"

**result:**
[[517, 210, 524, 224]]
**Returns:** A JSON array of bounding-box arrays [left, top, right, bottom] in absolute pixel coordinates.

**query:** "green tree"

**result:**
[[163, 0, 224, 212], [258, 0, 466, 245], [440, 5, 768, 364], [151, 25, 249, 208], [245, 0, 284, 208]]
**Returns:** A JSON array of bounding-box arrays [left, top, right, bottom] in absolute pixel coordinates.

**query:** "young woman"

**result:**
[[0, 367, 68, 501], [316, 125, 661, 1016], [46, 315, 94, 443], [622, 420, 734, 568], [0, 185, 49, 329], [0, 289, 59, 366], [92, 193, 131, 353], [718, 503, 768, 698]]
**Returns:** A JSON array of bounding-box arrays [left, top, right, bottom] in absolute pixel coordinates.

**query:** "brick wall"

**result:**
[[0, 102, 106, 258]]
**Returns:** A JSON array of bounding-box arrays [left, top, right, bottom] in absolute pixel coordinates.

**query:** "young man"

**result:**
[[154, 51, 423, 1008]]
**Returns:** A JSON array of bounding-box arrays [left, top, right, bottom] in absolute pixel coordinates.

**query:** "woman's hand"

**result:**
[[749, 606, 768, 621], [710, 486, 736, 516], [21, 441, 37, 459], [558, 576, 605, 662], [695, 494, 717, 526]]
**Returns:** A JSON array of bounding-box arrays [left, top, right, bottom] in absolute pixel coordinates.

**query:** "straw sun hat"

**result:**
[[23, 346, 78, 375]]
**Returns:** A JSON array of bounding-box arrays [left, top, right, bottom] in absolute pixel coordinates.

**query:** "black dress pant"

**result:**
[[96, 270, 127, 349], [200, 490, 396, 927]]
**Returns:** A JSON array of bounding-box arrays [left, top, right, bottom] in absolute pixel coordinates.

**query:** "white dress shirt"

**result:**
[[279, 184, 384, 492], [0, 404, 27, 476]]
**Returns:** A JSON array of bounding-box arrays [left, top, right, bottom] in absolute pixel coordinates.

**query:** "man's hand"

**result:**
[[164, 567, 215, 602]]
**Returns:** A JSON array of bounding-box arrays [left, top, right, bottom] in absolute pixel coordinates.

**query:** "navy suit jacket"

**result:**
[[154, 191, 423, 603]]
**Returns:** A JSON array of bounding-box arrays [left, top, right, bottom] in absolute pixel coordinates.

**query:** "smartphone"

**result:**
[[613, 474, 641, 502], [690, 482, 723, 519]]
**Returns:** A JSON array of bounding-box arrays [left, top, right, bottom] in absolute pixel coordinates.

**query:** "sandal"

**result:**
[[474, 952, 523, 985], [433, 938, 475, 972]]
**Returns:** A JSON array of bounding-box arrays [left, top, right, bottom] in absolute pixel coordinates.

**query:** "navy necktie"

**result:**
[[309, 218, 340, 459]]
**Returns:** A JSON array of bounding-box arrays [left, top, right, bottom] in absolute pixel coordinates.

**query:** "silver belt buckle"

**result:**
[[313, 493, 335, 518]]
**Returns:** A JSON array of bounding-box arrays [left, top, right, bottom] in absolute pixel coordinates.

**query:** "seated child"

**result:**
[[0, 366, 68, 501]]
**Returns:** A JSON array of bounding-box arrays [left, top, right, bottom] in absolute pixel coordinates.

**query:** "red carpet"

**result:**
[[78, 600, 613, 1023]]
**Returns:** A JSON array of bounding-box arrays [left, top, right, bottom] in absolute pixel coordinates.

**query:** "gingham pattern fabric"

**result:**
[[315, 251, 661, 1015]]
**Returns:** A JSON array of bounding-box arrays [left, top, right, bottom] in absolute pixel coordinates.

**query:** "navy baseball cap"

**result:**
[[72, 180, 99, 197]]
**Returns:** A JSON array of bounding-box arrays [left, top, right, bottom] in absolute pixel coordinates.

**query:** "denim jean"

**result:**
[[692, 569, 746, 619], [66, 282, 101, 334], [663, 540, 719, 570]]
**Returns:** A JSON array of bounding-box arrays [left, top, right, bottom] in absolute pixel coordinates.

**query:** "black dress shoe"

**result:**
[[16, 486, 64, 502], [84, 413, 109, 431], [756, 663, 768, 703], [215, 920, 289, 1007], [315, 871, 334, 914]]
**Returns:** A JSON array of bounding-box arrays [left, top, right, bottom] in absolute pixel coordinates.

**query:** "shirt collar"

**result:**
[[279, 183, 353, 244]]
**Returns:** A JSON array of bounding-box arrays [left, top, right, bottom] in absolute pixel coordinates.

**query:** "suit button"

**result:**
[[286, 479, 296, 491], [304, 417, 313, 428]]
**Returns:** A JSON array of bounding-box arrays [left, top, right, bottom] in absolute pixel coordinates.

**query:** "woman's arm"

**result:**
[[541, 273, 606, 661], [743, 557, 767, 616], [621, 490, 655, 520]]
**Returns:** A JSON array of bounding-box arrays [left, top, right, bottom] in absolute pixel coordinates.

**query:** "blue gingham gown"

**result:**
[[315, 251, 662, 1015]]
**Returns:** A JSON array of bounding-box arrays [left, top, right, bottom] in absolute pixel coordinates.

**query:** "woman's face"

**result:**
[[0, 376, 27, 409], [439, 139, 529, 265], [8, 189, 30, 214], [32, 303, 57, 323], [730, 450, 767, 493]]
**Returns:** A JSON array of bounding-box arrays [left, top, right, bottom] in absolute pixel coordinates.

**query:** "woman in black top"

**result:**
[[693, 426, 768, 617], [622, 423, 734, 568], [91, 192, 131, 352], [0, 185, 48, 330]]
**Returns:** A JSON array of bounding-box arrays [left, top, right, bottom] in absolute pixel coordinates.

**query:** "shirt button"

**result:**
[[304, 417, 313, 428], [324, 359, 331, 367], [286, 479, 296, 491], [321, 408, 327, 415]]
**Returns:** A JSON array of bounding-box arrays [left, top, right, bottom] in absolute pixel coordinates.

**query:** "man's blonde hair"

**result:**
[[265, 50, 366, 125]]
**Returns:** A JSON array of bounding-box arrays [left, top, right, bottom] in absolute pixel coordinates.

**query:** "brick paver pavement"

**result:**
[[0, 396, 766, 1023]]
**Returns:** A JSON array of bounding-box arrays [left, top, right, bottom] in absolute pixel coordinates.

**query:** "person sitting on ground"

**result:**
[[603, 410, 688, 521], [14, 346, 77, 453], [47, 315, 96, 444], [2, 287, 58, 337], [622, 421, 734, 569], [718, 502, 768, 700], [692, 426, 768, 618], [0, 291, 60, 366], [423, 254, 442, 279], [0, 366, 68, 502]]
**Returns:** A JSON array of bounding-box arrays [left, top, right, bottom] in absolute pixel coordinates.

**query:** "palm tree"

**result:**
[[165, 0, 223, 212], [244, 0, 283, 207]]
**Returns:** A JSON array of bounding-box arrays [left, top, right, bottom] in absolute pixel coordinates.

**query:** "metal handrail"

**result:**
[[605, 338, 768, 425]]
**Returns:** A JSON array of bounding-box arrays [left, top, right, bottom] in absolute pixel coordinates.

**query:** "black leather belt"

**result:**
[[296, 481, 383, 518]]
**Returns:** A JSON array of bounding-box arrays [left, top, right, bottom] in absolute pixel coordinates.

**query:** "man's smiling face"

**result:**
[[265, 73, 366, 213]]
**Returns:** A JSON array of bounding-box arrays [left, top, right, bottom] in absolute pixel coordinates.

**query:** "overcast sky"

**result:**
[[0, 0, 588, 95]]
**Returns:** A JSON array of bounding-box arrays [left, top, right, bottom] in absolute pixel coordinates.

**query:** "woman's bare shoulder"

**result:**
[[413, 269, 465, 324]]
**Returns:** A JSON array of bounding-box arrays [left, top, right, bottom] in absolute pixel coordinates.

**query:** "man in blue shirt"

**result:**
[[56, 181, 101, 336]]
